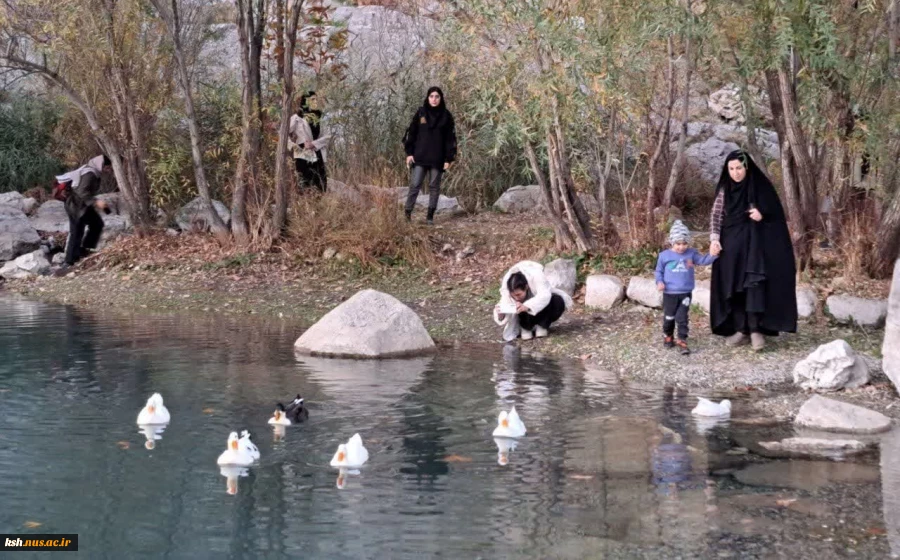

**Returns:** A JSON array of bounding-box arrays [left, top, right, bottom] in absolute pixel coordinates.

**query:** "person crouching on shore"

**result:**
[[493, 261, 573, 342]]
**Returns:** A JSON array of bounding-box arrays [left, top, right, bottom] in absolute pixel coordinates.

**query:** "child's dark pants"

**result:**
[[662, 292, 692, 340]]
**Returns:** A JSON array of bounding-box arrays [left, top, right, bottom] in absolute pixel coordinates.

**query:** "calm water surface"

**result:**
[[0, 295, 897, 559]]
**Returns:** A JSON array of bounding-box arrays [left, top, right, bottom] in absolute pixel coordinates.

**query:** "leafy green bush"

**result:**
[[0, 93, 64, 193]]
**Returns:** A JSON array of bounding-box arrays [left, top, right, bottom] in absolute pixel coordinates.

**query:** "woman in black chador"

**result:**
[[708, 150, 797, 351]]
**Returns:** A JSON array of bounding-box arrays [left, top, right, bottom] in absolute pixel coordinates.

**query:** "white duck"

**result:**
[[136, 393, 170, 425], [691, 398, 732, 417], [330, 433, 369, 469], [492, 406, 527, 438], [217, 432, 258, 466], [239, 430, 260, 461]]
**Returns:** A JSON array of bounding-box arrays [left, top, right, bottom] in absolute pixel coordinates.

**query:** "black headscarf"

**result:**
[[298, 91, 322, 139], [710, 150, 797, 336], [422, 86, 448, 129], [715, 150, 786, 224]]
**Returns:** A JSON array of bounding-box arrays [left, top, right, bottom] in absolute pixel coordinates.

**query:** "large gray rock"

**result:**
[[0, 249, 50, 279], [683, 137, 740, 184], [796, 286, 817, 318], [493, 185, 543, 213], [294, 289, 435, 358], [544, 258, 576, 296], [175, 197, 231, 233], [30, 200, 69, 233], [794, 395, 892, 434], [825, 294, 888, 328], [626, 277, 663, 309], [793, 339, 870, 391], [0, 205, 41, 261], [394, 187, 463, 215], [692, 280, 711, 313], [885, 260, 900, 392], [880, 426, 900, 558], [758, 437, 871, 460], [585, 275, 625, 309], [0, 191, 36, 215]]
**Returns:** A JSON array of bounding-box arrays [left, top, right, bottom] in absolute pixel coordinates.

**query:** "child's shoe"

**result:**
[[664, 336, 674, 349], [521, 329, 534, 340], [676, 339, 691, 355], [535, 325, 549, 338]]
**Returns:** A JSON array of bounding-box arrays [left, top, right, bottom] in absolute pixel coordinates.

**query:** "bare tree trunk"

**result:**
[[524, 140, 573, 252], [153, 0, 229, 240], [647, 36, 676, 224], [592, 107, 617, 236], [232, 0, 265, 243], [272, 0, 304, 234], [890, 0, 898, 60], [777, 65, 818, 270], [661, 33, 693, 211], [873, 141, 900, 276]]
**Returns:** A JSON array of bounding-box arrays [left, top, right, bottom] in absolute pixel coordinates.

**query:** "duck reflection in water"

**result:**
[[272, 424, 286, 442], [138, 424, 166, 450], [335, 468, 354, 489], [494, 437, 518, 466], [219, 465, 249, 495]]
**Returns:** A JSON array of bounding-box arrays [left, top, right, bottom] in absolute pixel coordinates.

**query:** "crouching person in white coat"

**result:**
[[493, 261, 574, 341]]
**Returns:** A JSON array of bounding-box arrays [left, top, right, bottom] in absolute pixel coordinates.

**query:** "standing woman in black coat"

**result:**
[[709, 150, 797, 351], [403, 86, 457, 224]]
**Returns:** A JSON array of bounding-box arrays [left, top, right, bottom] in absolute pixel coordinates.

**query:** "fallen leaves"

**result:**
[[116, 441, 130, 450], [443, 454, 472, 463], [202, 408, 215, 414], [865, 527, 887, 536], [568, 474, 594, 480], [775, 498, 798, 507], [23, 521, 42, 529]]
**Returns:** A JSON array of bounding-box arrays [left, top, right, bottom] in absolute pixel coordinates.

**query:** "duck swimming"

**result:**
[[136, 393, 170, 425], [492, 406, 526, 438], [691, 398, 732, 417], [330, 433, 369, 469], [268, 395, 309, 426], [217, 431, 259, 466]]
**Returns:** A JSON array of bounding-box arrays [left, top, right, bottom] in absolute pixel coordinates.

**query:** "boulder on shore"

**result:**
[[794, 395, 892, 434], [394, 187, 463, 215], [757, 437, 872, 460], [29, 200, 69, 234], [544, 258, 576, 296], [884, 259, 900, 392], [626, 277, 664, 309], [792, 339, 870, 391], [294, 289, 435, 358], [0, 205, 41, 262], [0, 249, 51, 279], [825, 294, 888, 328], [493, 185, 543, 213], [692, 280, 711, 314], [175, 197, 231, 233], [796, 286, 817, 318], [585, 275, 625, 310]]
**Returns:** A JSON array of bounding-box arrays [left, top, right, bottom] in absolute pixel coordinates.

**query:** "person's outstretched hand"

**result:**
[[710, 240, 722, 256]]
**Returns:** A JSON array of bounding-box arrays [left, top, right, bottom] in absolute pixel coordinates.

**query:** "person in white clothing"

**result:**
[[289, 91, 331, 193], [493, 261, 574, 342]]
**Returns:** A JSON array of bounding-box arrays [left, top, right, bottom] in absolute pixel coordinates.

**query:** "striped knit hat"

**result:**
[[668, 220, 691, 244]]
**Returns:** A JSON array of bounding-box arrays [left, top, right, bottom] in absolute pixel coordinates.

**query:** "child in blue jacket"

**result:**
[[655, 220, 717, 355]]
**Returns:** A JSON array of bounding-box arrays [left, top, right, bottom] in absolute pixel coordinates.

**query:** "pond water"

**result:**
[[0, 295, 897, 559]]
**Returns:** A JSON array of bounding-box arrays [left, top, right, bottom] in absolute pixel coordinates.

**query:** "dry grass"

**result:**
[[285, 189, 435, 269]]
